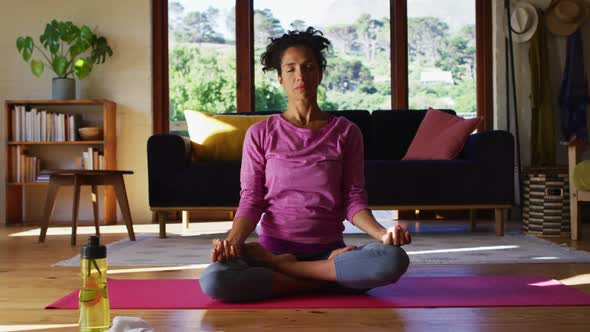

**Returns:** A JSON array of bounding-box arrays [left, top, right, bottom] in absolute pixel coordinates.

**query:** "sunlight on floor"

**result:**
[[108, 264, 209, 275], [529, 274, 590, 287], [9, 222, 233, 237], [529, 280, 561, 287], [407, 245, 519, 255], [0, 324, 78, 332], [531, 256, 559, 260], [559, 273, 590, 286]]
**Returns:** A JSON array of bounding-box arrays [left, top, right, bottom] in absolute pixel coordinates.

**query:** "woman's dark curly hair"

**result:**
[[260, 27, 331, 75]]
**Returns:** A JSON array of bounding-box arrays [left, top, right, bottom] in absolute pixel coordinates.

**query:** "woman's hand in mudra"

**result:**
[[211, 239, 243, 262], [381, 225, 412, 246]]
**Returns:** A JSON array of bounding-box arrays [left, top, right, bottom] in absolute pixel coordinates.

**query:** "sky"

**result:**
[[178, 0, 333, 30], [174, 0, 475, 38]]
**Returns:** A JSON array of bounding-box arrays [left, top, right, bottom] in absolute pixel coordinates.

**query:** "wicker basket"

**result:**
[[521, 167, 570, 237]]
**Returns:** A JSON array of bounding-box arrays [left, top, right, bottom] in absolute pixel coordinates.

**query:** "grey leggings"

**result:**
[[199, 242, 410, 303]]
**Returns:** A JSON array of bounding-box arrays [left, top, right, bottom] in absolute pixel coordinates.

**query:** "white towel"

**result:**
[[107, 316, 155, 332]]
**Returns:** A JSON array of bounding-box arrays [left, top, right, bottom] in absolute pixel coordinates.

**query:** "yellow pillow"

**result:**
[[184, 110, 270, 161]]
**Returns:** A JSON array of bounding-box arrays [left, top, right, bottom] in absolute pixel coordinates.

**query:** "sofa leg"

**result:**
[[570, 194, 581, 241], [494, 208, 504, 236], [469, 209, 476, 232], [182, 210, 190, 232], [157, 211, 167, 238]]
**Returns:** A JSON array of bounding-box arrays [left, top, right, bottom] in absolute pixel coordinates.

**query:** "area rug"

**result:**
[[46, 276, 590, 309], [53, 232, 590, 266]]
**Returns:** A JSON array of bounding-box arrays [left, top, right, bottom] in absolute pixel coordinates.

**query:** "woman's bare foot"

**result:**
[[243, 242, 297, 266], [273, 253, 298, 266], [243, 242, 273, 263]]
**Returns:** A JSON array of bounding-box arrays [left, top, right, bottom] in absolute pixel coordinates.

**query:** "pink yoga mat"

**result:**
[[46, 276, 590, 309]]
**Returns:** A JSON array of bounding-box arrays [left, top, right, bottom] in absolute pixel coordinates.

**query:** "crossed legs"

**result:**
[[199, 242, 410, 302]]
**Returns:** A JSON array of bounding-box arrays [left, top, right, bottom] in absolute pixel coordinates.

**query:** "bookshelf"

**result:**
[[4, 99, 117, 225]]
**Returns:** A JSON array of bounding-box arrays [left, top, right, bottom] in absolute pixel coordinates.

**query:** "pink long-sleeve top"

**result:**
[[234, 113, 369, 254]]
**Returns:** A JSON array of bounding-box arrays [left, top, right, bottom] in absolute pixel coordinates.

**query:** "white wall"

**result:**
[[0, 0, 152, 224], [493, 0, 590, 166]]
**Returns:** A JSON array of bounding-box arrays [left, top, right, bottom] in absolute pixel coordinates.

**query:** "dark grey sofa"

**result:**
[[147, 110, 514, 238]]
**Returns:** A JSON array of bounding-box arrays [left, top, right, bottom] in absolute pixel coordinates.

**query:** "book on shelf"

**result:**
[[36, 174, 50, 183], [10, 105, 82, 142], [8, 146, 105, 184], [81, 147, 104, 170], [9, 146, 40, 183]]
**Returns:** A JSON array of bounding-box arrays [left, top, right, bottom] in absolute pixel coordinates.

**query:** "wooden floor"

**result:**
[[1, 219, 590, 332]]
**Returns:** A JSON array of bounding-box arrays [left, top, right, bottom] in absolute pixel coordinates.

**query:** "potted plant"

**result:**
[[16, 19, 113, 100]]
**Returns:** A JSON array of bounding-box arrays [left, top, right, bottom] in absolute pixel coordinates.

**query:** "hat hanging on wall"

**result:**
[[505, 1, 540, 43], [545, 0, 589, 36]]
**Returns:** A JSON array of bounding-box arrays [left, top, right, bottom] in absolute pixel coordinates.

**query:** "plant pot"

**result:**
[[52, 78, 76, 100]]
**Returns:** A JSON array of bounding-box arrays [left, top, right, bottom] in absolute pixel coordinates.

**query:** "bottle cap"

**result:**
[[81, 236, 106, 259]]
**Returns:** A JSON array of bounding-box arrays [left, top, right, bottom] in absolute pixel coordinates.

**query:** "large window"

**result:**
[[253, 0, 391, 111], [153, 0, 492, 133], [168, 0, 236, 133], [407, 0, 476, 117]]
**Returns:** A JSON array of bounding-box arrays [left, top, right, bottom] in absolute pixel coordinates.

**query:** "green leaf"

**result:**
[[79, 26, 94, 43], [31, 60, 44, 77], [16, 36, 34, 61], [60, 21, 78, 43], [69, 44, 84, 59], [64, 58, 74, 75], [74, 57, 93, 79], [69, 25, 93, 59], [69, 39, 91, 59], [91, 37, 113, 64], [53, 56, 68, 77], [40, 20, 60, 54], [16, 37, 25, 53]]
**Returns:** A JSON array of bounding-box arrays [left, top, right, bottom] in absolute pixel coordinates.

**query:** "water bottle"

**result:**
[[79, 236, 111, 331]]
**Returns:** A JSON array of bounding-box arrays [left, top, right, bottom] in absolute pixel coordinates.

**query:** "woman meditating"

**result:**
[[200, 27, 412, 302]]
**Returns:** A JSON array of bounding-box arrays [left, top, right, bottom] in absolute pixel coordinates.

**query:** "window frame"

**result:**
[[152, 0, 492, 133]]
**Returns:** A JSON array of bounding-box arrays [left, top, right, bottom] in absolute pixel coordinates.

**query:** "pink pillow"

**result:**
[[402, 108, 481, 160]]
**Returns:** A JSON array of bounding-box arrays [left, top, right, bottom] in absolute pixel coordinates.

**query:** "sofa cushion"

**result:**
[[402, 108, 481, 160], [184, 110, 270, 161]]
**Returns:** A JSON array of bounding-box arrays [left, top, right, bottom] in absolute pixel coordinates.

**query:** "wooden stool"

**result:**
[[38, 170, 136, 245]]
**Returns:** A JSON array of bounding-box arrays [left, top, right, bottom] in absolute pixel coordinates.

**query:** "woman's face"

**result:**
[[278, 46, 323, 102]]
